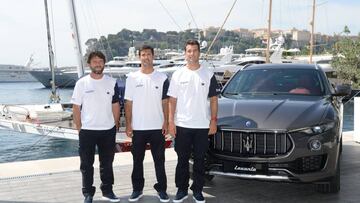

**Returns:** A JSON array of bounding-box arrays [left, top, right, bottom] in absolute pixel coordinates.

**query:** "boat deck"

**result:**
[[46, 119, 75, 130], [0, 132, 359, 203]]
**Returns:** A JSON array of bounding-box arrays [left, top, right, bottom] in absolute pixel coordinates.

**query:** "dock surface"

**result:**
[[0, 132, 359, 203]]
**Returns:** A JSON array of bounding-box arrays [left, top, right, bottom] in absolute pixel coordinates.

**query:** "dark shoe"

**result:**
[[102, 192, 120, 202], [128, 191, 143, 202], [192, 192, 205, 203], [84, 196, 93, 203], [173, 190, 188, 203], [157, 191, 170, 202]]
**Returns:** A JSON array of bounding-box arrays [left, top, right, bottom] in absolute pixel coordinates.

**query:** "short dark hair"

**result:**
[[139, 45, 154, 56], [184, 39, 200, 52], [87, 51, 106, 64]]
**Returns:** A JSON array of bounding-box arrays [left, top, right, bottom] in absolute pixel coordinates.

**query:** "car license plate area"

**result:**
[[223, 162, 268, 174]]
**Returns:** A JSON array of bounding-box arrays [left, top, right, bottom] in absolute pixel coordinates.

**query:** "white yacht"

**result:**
[[0, 64, 37, 82], [112, 60, 176, 74], [210, 35, 301, 83], [105, 56, 127, 68], [28, 66, 79, 88], [29, 47, 136, 88]]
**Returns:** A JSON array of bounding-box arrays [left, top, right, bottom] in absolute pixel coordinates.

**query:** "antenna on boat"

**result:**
[[24, 54, 34, 69], [44, 0, 60, 103]]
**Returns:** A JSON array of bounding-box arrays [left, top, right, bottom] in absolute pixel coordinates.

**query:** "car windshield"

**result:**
[[223, 68, 325, 96]]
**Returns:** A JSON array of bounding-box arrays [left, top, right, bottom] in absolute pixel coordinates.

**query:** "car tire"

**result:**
[[340, 136, 343, 155], [314, 156, 340, 193], [189, 153, 214, 182], [189, 170, 214, 182]]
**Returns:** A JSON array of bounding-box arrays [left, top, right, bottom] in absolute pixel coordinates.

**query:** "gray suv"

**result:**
[[200, 63, 351, 193]]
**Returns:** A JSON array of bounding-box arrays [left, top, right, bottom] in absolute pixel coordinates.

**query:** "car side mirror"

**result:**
[[332, 84, 351, 96]]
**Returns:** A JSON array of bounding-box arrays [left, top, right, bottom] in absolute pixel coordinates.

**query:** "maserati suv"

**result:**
[[202, 63, 351, 193]]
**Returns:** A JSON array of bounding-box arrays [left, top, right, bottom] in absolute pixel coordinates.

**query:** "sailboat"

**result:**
[[0, 0, 172, 152]]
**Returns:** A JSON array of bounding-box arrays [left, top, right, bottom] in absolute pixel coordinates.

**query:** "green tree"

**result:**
[[331, 37, 360, 88], [343, 25, 351, 36], [84, 28, 287, 60], [300, 46, 310, 55]]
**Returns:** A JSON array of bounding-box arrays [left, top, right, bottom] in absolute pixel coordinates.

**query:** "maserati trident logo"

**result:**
[[243, 136, 253, 152]]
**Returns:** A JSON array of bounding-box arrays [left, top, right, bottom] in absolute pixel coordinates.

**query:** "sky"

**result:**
[[0, 0, 359, 67]]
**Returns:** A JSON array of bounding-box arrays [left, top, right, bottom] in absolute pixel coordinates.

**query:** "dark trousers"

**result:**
[[175, 126, 209, 193], [131, 130, 167, 192], [79, 126, 116, 197]]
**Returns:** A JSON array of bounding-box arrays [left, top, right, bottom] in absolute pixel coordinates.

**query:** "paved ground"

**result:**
[[0, 133, 359, 203]]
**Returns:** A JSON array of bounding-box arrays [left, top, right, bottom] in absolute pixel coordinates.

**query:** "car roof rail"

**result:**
[[242, 63, 254, 70]]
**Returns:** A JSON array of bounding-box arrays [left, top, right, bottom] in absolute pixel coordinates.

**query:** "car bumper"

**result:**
[[202, 129, 340, 183]]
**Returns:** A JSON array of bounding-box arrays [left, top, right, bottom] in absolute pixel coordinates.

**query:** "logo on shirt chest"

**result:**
[[136, 84, 144, 88], [155, 86, 159, 89], [85, 90, 95, 93]]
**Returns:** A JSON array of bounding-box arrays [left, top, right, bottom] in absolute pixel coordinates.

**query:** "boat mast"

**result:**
[[266, 0, 272, 63], [44, 0, 60, 103], [309, 0, 316, 63], [68, 0, 85, 78]]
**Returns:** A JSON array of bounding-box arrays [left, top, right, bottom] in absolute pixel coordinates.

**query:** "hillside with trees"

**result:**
[[84, 29, 264, 60]]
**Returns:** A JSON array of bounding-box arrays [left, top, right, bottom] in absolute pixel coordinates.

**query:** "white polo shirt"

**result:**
[[124, 70, 169, 130], [71, 74, 119, 130], [167, 66, 220, 129]]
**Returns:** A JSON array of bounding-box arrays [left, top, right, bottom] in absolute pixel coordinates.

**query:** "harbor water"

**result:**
[[0, 82, 77, 163], [0, 82, 355, 163]]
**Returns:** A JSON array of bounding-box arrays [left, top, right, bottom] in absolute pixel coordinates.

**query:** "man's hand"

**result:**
[[168, 121, 176, 137], [124, 100, 133, 137], [208, 120, 217, 135], [73, 104, 82, 134], [162, 121, 168, 136], [126, 124, 133, 138], [115, 121, 120, 133]]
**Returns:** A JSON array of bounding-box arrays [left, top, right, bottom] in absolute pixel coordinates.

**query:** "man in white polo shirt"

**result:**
[[125, 45, 170, 202], [71, 51, 120, 203], [168, 40, 220, 203]]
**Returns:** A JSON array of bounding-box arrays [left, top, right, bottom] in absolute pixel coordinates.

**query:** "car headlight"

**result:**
[[299, 122, 335, 135]]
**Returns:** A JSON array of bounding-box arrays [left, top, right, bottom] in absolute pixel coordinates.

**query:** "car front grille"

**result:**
[[210, 130, 293, 157]]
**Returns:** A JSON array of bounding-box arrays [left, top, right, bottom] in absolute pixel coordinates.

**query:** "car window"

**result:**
[[223, 68, 325, 96]]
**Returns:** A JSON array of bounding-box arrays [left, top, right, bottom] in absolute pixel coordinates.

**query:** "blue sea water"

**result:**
[[0, 82, 78, 163], [0, 82, 355, 163]]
